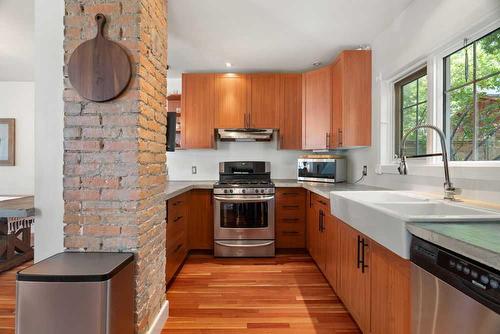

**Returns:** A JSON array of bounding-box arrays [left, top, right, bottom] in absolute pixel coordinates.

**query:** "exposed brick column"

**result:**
[[63, 1, 168, 333]]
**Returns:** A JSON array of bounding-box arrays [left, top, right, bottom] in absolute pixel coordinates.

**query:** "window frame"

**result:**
[[394, 67, 428, 156], [442, 28, 500, 162]]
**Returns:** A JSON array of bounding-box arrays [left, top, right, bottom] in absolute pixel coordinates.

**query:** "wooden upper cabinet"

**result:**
[[248, 73, 281, 128], [181, 73, 215, 148], [279, 73, 302, 150], [331, 50, 372, 148], [302, 66, 332, 150], [214, 74, 248, 128]]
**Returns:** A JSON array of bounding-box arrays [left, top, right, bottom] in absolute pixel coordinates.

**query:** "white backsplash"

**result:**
[[166, 137, 305, 180]]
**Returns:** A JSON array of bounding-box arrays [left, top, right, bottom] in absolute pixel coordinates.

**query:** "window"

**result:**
[[444, 28, 500, 161], [395, 67, 428, 156]]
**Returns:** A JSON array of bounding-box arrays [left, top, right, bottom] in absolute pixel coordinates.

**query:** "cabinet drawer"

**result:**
[[310, 193, 329, 212], [276, 188, 306, 201], [276, 202, 305, 217], [167, 193, 188, 224], [166, 214, 186, 239], [276, 230, 305, 248], [167, 229, 186, 255], [166, 239, 187, 283]]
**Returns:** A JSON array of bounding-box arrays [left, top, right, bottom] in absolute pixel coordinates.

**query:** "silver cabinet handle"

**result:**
[[215, 241, 274, 248]]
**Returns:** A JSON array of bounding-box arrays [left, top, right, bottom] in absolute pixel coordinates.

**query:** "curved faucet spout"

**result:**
[[399, 124, 459, 200]]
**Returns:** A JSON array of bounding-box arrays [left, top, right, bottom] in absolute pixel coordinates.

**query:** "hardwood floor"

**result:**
[[163, 254, 360, 333], [0, 255, 360, 334], [0, 261, 31, 334]]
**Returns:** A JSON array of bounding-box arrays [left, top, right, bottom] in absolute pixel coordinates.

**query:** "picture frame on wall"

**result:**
[[0, 118, 15, 166]]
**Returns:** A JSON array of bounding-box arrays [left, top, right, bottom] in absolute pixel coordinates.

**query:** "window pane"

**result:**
[[417, 76, 427, 103], [416, 104, 427, 155], [448, 85, 474, 161], [476, 28, 500, 80], [402, 106, 417, 156], [402, 80, 417, 107], [477, 74, 500, 161], [446, 44, 474, 89]]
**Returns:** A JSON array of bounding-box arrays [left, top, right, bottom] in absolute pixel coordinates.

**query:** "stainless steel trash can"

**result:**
[[16, 252, 134, 334]]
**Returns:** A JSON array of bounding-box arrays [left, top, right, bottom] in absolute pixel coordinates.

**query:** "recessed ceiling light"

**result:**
[[312, 61, 322, 67], [225, 62, 232, 68]]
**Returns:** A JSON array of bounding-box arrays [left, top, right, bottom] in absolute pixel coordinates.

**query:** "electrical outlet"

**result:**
[[192, 165, 197, 174], [362, 165, 368, 176]]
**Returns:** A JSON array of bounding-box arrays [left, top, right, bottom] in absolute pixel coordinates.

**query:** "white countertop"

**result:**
[[407, 222, 500, 270]]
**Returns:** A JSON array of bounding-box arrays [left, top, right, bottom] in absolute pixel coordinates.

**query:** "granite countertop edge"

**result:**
[[406, 222, 500, 271]]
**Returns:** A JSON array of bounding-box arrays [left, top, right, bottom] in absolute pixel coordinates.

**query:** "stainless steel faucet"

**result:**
[[398, 124, 460, 200]]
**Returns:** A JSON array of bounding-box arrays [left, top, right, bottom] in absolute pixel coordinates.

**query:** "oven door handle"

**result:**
[[215, 241, 275, 248], [213, 195, 275, 202]]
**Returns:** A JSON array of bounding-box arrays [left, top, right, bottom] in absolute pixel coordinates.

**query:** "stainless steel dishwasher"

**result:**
[[410, 236, 500, 334]]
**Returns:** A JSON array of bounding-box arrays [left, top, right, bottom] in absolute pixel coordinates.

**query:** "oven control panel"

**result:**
[[213, 187, 275, 195]]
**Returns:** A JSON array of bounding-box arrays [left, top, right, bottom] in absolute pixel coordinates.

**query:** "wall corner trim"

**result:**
[[146, 300, 169, 334]]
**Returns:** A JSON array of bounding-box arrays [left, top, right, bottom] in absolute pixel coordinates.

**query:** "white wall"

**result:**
[[167, 137, 306, 180], [0, 82, 34, 195], [347, 0, 500, 204], [33, 0, 64, 262], [167, 78, 181, 95]]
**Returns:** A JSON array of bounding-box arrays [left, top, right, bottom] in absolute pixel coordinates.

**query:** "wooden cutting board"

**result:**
[[68, 14, 131, 102]]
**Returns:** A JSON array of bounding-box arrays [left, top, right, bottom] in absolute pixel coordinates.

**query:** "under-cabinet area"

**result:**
[[165, 185, 411, 334]]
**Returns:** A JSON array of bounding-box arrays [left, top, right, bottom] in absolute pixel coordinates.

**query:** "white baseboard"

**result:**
[[146, 300, 169, 334]]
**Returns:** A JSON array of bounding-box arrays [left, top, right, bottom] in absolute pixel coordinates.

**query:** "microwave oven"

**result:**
[[297, 155, 346, 183]]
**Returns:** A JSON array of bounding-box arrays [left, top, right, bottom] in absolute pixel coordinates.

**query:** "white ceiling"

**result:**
[[0, 0, 34, 81], [167, 0, 413, 78]]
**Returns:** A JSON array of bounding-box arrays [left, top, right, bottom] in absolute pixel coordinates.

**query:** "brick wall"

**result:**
[[63, 1, 168, 333]]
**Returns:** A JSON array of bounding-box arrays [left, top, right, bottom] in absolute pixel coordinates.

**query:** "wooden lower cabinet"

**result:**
[[306, 192, 328, 273], [275, 188, 306, 248], [166, 193, 189, 285], [188, 189, 214, 250], [338, 219, 371, 333], [370, 242, 411, 334], [324, 214, 339, 291]]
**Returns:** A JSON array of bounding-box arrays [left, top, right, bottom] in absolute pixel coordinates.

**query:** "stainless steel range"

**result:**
[[213, 161, 275, 257]]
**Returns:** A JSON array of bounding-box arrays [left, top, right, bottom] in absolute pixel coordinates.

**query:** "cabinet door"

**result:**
[[181, 73, 215, 148], [338, 220, 371, 333], [215, 74, 248, 128], [306, 193, 317, 258], [331, 50, 372, 148], [188, 190, 214, 250], [249, 73, 281, 128], [279, 73, 302, 149], [371, 242, 410, 334], [325, 214, 339, 291], [302, 66, 331, 150], [331, 58, 344, 148], [316, 208, 328, 273]]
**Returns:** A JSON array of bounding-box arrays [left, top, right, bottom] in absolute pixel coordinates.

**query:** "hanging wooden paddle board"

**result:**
[[68, 14, 131, 102]]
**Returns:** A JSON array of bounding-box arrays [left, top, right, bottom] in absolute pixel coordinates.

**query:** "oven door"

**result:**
[[214, 194, 275, 240]]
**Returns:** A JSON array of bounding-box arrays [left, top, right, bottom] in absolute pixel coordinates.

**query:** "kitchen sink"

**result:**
[[376, 202, 500, 222], [334, 190, 430, 203], [330, 191, 500, 259]]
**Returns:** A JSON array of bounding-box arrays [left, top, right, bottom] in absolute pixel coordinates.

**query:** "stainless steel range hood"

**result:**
[[217, 128, 274, 142]]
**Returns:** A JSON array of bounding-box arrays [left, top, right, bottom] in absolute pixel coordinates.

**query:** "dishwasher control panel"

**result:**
[[437, 251, 500, 292]]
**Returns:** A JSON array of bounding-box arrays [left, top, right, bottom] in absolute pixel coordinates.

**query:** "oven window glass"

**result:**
[[220, 202, 268, 228], [298, 162, 336, 179]]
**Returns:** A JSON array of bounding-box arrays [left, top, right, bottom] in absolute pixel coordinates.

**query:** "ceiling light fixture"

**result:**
[[312, 61, 322, 67], [225, 62, 232, 68]]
